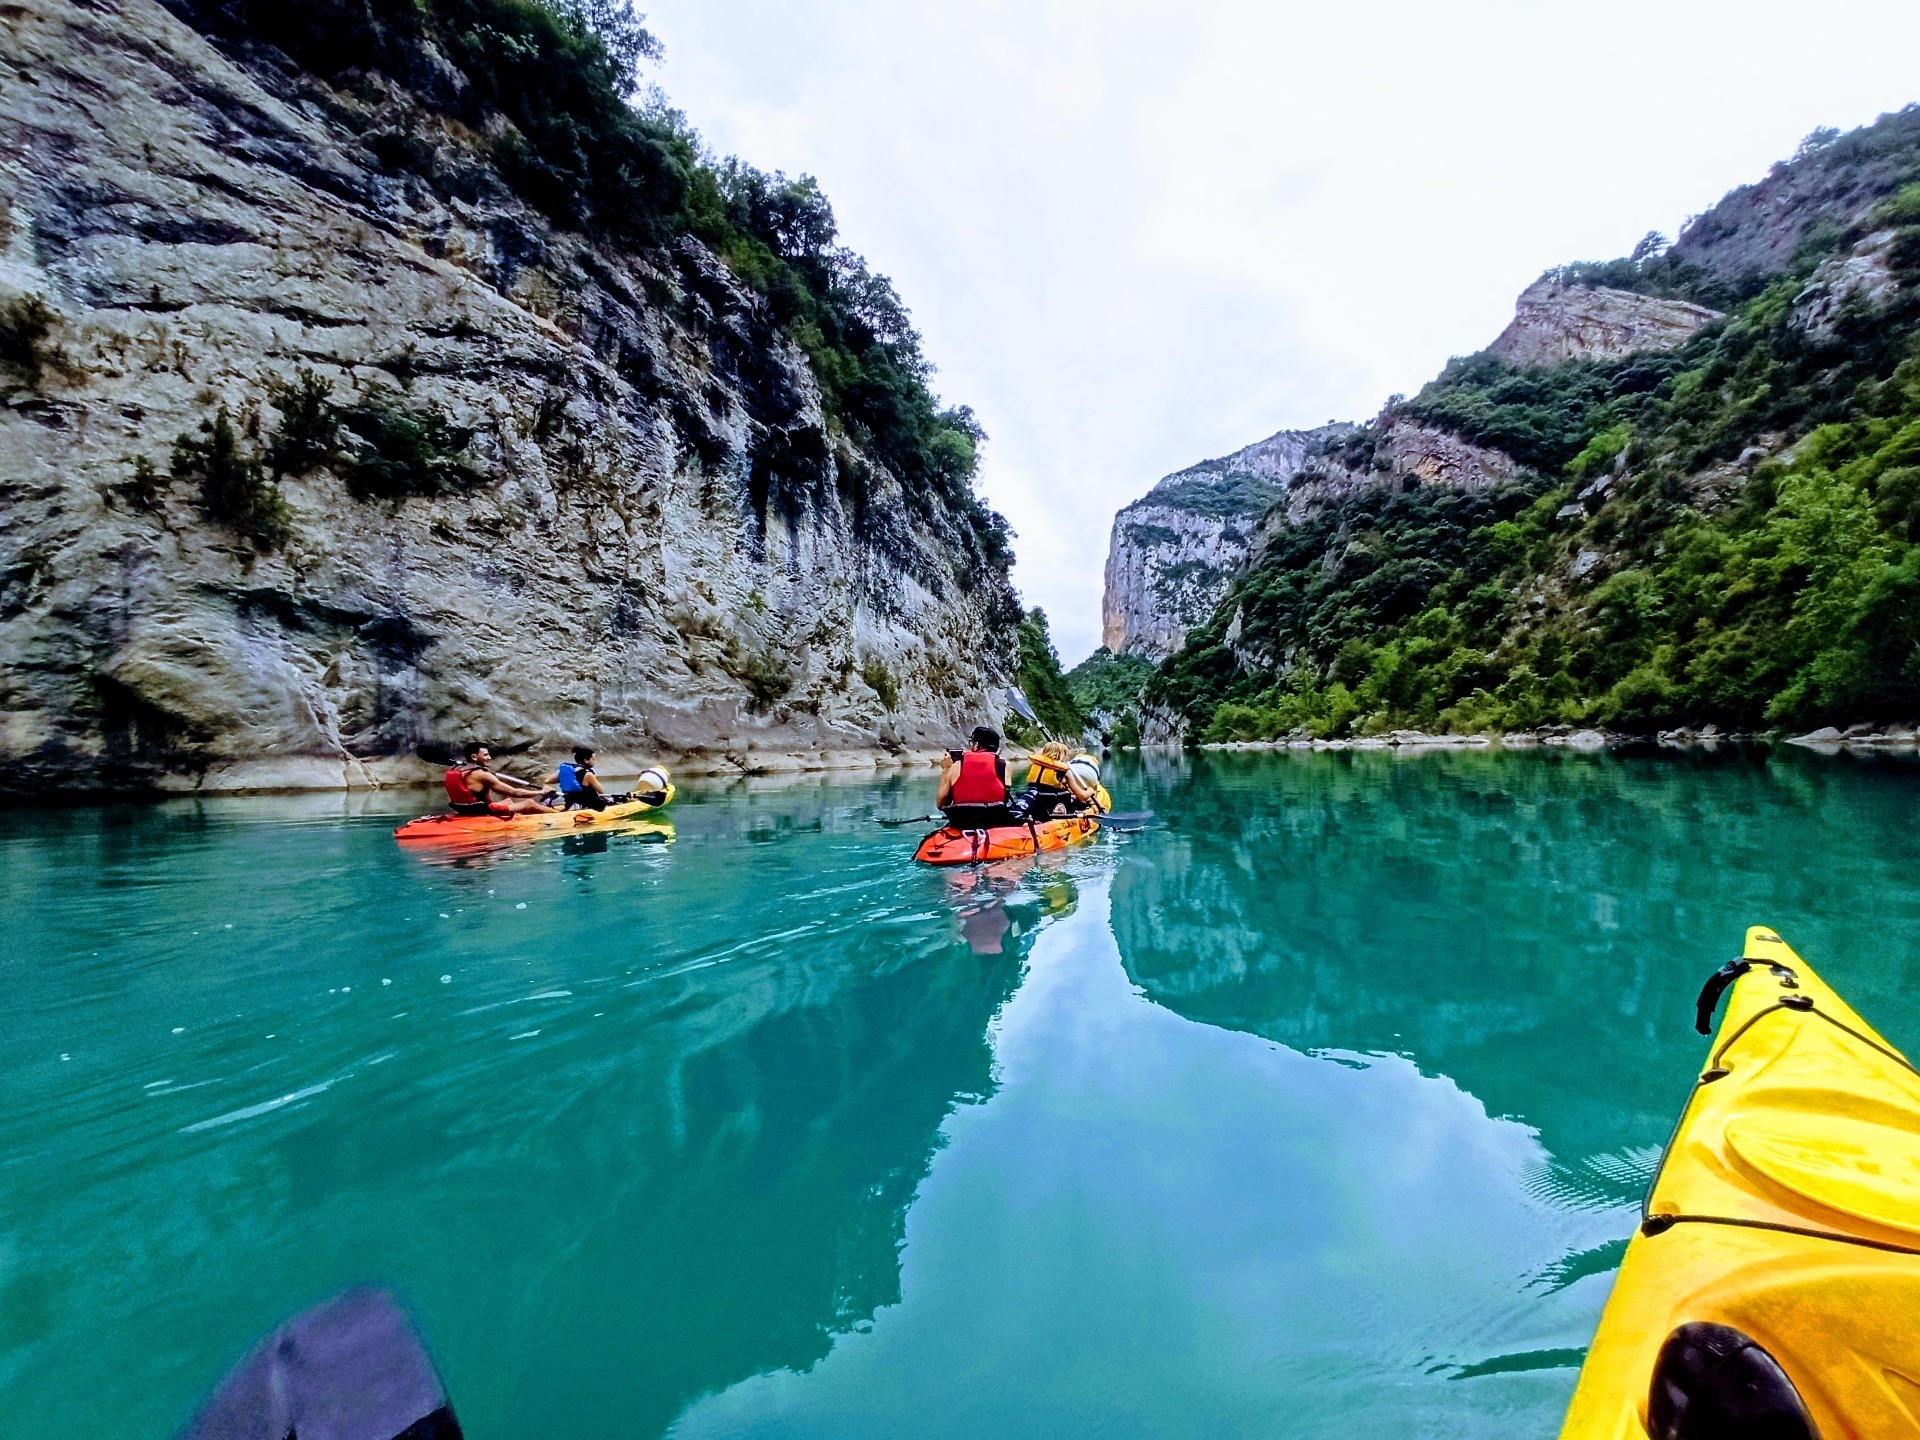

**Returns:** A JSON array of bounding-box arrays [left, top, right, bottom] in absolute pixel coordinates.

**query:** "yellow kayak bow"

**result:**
[[1558, 926, 1920, 1440]]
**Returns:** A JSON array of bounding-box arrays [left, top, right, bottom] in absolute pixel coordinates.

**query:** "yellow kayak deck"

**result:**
[[1559, 926, 1920, 1439]]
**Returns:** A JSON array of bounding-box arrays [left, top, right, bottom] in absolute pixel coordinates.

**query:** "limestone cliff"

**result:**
[[1100, 424, 1350, 661], [1486, 279, 1719, 368], [0, 0, 1018, 795]]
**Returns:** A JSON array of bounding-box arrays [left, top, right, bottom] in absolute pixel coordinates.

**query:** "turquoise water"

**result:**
[[6, 750, 1920, 1437]]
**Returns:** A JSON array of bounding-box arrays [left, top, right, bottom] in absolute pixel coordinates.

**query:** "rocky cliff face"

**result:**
[[1100, 424, 1350, 660], [1144, 104, 1920, 744], [1101, 275, 1722, 672], [1486, 279, 1720, 368], [1670, 104, 1920, 281], [0, 0, 1017, 794]]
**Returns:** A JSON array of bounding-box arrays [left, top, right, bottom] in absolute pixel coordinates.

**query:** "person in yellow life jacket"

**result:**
[[1016, 741, 1078, 821], [937, 725, 1016, 828]]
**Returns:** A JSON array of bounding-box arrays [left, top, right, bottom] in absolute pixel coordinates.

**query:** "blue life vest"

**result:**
[[556, 762, 583, 795]]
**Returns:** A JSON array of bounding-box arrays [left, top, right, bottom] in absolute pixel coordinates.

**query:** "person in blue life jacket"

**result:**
[[544, 746, 610, 811]]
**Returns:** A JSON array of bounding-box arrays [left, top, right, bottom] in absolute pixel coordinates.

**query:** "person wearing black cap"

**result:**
[[937, 725, 1016, 828]]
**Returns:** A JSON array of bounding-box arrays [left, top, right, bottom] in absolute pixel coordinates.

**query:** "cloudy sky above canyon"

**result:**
[[642, 0, 1920, 661]]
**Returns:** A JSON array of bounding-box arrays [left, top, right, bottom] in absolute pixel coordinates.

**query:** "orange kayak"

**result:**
[[394, 786, 673, 845], [913, 815, 1100, 865]]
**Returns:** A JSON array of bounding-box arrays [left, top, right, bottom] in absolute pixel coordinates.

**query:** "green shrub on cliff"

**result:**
[[0, 295, 58, 386], [171, 409, 292, 549], [338, 386, 484, 500]]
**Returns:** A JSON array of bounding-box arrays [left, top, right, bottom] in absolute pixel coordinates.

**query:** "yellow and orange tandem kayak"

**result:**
[[394, 786, 674, 845], [1557, 926, 1920, 1440], [913, 814, 1100, 865]]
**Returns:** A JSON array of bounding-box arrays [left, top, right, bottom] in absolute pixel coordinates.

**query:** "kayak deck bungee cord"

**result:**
[[394, 785, 674, 844], [1556, 926, 1920, 1440]]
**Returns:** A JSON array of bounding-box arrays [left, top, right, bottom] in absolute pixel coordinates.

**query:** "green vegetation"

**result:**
[[110, 455, 167, 512], [728, 640, 793, 712], [336, 385, 483, 501], [860, 657, 899, 711], [186, 0, 1005, 581], [264, 370, 482, 500], [1008, 609, 1084, 743], [170, 409, 292, 549], [1401, 351, 1687, 474], [1147, 468, 1288, 519], [1151, 481, 1555, 739], [1152, 178, 1920, 740], [1067, 648, 1155, 746], [0, 295, 58, 386], [263, 370, 343, 478]]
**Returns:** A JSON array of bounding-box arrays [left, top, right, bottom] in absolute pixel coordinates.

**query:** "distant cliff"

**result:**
[[1100, 424, 1351, 661], [1146, 105, 1920, 744], [0, 0, 1018, 794]]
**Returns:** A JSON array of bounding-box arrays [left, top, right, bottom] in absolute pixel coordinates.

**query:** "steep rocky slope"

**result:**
[[1148, 106, 1920, 743], [1100, 424, 1350, 660], [1486, 279, 1719, 368], [0, 0, 1016, 795], [1100, 278, 1722, 672]]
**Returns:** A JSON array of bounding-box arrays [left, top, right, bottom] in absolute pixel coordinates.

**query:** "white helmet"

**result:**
[[638, 766, 670, 793]]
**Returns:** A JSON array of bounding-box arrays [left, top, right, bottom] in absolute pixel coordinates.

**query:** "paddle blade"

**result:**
[[179, 1288, 460, 1440], [1005, 687, 1040, 726], [415, 742, 456, 766]]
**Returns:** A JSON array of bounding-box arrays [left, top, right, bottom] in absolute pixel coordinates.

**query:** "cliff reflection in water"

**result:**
[[0, 786, 1075, 1440], [1109, 747, 1920, 1203]]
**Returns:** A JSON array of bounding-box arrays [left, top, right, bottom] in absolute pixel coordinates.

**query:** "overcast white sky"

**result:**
[[640, 0, 1920, 663]]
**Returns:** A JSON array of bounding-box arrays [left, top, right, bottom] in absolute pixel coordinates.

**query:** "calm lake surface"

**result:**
[[7, 749, 1920, 1438]]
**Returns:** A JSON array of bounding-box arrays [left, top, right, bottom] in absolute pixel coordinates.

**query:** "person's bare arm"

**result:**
[[935, 756, 957, 808], [477, 767, 544, 799]]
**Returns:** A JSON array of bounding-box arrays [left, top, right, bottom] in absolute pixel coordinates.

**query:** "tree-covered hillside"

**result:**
[[1150, 111, 1920, 742]]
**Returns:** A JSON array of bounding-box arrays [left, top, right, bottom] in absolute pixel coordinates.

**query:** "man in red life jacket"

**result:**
[[444, 742, 553, 816], [936, 725, 1016, 828]]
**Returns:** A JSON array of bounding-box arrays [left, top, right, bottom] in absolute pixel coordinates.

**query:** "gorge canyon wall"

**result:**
[[0, 0, 1018, 795]]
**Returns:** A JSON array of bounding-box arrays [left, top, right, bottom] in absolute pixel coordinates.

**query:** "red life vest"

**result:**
[[444, 765, 482, 805], [950, 750, 1008, 805]]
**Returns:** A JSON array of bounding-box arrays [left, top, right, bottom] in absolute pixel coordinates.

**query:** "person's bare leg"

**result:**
[[504, 796, 554, 814]]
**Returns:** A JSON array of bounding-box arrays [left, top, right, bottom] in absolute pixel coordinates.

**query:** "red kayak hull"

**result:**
[[912, 815, 1100, 865]]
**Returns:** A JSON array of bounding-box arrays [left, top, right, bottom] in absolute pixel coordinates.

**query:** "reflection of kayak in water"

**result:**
[[393, 786, 674, 845], [1557, 926, 1920, 1440], [913, 815, 1099, 865]]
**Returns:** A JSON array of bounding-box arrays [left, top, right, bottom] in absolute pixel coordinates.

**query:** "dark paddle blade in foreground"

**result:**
[[178, 1288, 461, 1440]]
